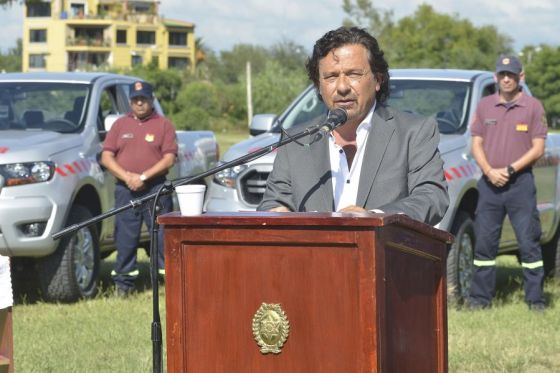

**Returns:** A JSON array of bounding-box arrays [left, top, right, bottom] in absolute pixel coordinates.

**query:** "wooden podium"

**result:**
[[158, 212, 453, 373], [0, 307, 13, 373]]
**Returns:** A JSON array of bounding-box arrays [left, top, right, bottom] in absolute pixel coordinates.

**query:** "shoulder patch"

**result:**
[[542, 113, 548, 128]]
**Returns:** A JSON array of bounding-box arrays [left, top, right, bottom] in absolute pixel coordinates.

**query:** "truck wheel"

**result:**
[[543, 228, 560, 279], [38, 205, 100, 302], [447, 212, 475, 304]]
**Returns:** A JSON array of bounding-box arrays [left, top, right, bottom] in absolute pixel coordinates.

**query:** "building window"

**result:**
[[97, 4, 110, 17], [130, 2, 152, 13], [131, 55, 143, 66], [70, 3, 85, 18], [168, 57, 189, 69], [30, 29, 47, 43], [116, 30, 127, 44], [29, 54, 47, 68], [168, 32, 187, 46], [26, 2, 51, 17], [136, 31, 155, 45]]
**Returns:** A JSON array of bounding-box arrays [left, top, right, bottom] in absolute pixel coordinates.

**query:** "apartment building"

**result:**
[[22, 0, 196, 72]]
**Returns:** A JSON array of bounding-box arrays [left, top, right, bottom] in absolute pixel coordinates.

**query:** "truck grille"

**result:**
[[238, 167, 271, 206]]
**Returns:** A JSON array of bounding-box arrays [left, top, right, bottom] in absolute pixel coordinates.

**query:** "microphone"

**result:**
[[320, 108, 348, 133]]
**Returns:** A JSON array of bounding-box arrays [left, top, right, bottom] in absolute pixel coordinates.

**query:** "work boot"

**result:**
[[528, 303, 546, 313], [115, 286, 135, 298]]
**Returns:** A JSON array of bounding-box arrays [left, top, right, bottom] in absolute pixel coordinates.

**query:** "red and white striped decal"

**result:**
[[444, 163, 479, 181], [55, 159, 94, 177]]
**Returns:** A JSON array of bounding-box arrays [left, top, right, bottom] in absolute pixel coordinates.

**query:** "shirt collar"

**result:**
[[328, 101, 376, 139], [358, 102, 376, 132], [494, 89, 527, 108], [127, 110, 159, 122]]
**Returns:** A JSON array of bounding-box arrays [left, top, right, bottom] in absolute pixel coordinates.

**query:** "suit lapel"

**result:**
[[356, 105, 395, 207]]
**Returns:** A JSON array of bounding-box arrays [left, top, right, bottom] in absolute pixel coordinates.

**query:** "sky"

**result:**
[[0, 0, 558, 54]]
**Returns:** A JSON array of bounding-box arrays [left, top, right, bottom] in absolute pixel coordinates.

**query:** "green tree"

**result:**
[[342, 0, 394, 45], [207, 44, 269, 84], [172, 81, 223, 130], [250, 60, 308, 115], [0, 38, 22, 72], [269, 39, 308, 72], [522, 45, 560, 127], [343, 1, 512, 69]]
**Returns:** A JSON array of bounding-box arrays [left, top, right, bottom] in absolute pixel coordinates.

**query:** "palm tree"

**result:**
[[195, 37, 208, 63]]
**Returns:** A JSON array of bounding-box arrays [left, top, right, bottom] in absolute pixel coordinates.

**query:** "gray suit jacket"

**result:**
[[257, 104, 449, 225]]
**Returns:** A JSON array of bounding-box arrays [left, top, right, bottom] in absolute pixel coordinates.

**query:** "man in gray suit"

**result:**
[[257, 27, 448, 225]]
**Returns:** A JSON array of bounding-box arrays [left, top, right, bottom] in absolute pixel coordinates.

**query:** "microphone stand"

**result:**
[[52, 115, 343, 373]]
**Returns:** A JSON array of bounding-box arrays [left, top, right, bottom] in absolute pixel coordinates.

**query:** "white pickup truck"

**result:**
[[0, 72, 218, 302], [205, 69, 560, 303]]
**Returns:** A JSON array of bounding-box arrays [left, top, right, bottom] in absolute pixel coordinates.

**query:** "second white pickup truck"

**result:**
[[205, 69, 560, 303]]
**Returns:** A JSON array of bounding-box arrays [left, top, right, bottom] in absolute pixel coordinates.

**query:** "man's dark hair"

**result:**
[[305, 27, 390, 103]]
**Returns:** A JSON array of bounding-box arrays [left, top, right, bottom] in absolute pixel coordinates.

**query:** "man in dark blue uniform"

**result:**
[[468, 55, 548, 311]]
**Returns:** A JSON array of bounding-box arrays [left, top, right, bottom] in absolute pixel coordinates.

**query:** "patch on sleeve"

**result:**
[[541, 113, 548, 128]]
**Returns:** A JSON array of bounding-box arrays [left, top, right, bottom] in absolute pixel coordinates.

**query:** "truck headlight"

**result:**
[[213, 163, 248, 188], [0, 161, 55, 186]]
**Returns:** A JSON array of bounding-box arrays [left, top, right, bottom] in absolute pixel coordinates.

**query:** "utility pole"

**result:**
[[246, 61, 253, 127]]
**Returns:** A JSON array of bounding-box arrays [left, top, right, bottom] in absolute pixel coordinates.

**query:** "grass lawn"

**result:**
[[11, 253, 560, 372], [215, 128, 250, 155]]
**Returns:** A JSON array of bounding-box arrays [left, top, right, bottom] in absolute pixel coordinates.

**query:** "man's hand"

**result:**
[[125, 172, 145, 192], [338, 205, 369, 213], [486, 167, 510, 188], [268, 206, 291, 212]]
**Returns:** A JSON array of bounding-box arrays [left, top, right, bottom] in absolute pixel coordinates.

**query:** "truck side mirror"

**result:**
[[98, 114, 123, 141], [249, 114, 277, 136], [103, 114, 123, 132]]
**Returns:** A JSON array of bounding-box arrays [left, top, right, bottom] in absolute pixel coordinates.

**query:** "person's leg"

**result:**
[[505, 173, 545, 306], [112, 184, 142, 291], [469, 179, 505, 307], [141, 183, 173, 273]]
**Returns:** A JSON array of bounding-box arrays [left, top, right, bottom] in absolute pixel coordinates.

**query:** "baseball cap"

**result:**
[[495, 55, 522, 75], [129, 81, 154, 98]]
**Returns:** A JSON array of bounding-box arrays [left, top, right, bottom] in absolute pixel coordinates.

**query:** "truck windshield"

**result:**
[[390, 79, 471, 134], [0, 82, 90, 133], [275, 79, 471, 135]]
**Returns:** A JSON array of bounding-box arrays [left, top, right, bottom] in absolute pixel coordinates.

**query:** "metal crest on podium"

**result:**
[[252, 303, 290, 354]]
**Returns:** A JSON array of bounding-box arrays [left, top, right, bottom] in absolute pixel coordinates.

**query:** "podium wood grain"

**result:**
[[158, 212, 452, 373]]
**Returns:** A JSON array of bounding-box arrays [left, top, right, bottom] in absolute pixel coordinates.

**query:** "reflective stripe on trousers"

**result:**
[[469, 172, 545, 306]]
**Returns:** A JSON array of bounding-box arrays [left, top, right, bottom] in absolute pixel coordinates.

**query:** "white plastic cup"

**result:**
[[175, 184, 206, 216]]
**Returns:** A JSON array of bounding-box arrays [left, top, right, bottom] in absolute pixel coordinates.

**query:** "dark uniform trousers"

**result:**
[[470, 170, 545, 306], [112, 181, 173, 290]]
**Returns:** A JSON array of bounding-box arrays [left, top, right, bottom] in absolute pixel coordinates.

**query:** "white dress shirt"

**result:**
[[329, 104, 375, 211]]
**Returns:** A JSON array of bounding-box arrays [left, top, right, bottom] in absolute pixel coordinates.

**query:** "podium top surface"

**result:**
[[158, 212, 453, 244]]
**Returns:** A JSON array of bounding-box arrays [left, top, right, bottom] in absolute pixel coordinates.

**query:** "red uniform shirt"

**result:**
[[471, 92, 547, 168], [102, 111, 177, 175]]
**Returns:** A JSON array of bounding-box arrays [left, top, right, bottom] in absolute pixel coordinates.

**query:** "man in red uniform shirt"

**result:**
[[101, 81, 177, 296], [468, 55, 548, 311]]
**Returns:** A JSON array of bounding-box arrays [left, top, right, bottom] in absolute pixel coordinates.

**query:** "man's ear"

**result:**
[[519, 71, 525, 82]]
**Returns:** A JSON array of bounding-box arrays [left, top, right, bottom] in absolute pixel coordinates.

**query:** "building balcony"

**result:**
[[67, 36, 112, 48]]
